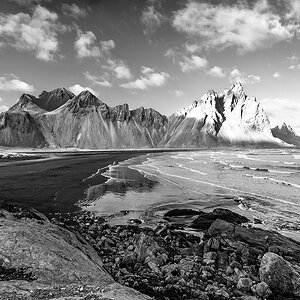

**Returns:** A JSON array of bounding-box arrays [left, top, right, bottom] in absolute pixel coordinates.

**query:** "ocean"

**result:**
[[82, 148, 300, 241]]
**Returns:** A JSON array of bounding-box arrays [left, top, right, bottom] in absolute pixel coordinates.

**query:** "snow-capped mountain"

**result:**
[[0, 83, 288, 149], [272, 123, 300, 146], [162, 83, 284, 147]]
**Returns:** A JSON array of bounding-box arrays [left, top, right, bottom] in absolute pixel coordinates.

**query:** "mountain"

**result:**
[[0, 109, 47, 147], [0, 89, 168, 148], [162, 83, 283, 147], [272, 123, 300, 146], [0, 83, 287, 149], [35, 88, 75, 111]]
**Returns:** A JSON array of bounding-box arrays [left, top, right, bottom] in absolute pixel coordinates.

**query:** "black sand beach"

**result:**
[[0, 150, 147, 214]]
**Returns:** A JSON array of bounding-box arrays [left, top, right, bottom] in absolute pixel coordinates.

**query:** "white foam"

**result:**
[[131, 161, 300, 208], [176, 163, 208, 175], [237, 154, 279, 163], [245, 174, 300, 189]]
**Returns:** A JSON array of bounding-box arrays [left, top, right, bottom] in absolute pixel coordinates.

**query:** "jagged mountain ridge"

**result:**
[[0, 83, 287, 148], [0, 89, 168, 148], [272, 123, 300, 146], [162, 83, 282, 147]]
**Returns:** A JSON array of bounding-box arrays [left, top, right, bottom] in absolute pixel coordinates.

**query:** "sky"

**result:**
[[0, 0, 299, 133]]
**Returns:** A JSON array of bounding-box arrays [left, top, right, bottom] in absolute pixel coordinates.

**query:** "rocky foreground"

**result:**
[[1, 205, 300, 299]]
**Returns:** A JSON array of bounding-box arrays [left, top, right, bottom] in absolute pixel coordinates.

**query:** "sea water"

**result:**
[[82, 148, 300, 241]]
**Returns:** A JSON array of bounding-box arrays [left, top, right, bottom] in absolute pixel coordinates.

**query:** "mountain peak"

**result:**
[[67, 90, 105, 113], [36, 88, 74, 111], [272, 123, 300, 145], [280, 123, 295, 134], [77, 90, 100, 102], [228, 82, 245, 98]]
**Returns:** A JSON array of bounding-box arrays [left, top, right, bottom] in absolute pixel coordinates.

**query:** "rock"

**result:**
[[0, 210, 151, 299], [191, 208, 249, 230], [207, 219, 235, 237], [251, 282, 272, 299], [225, 266, 234, 275], [207, 219, 300, 264], [164, 209, 200, 217], [259, 252, 300, 296], [203, 251, 217, 261], [237, 277, 253, 291], [134, 232, 172, 274]]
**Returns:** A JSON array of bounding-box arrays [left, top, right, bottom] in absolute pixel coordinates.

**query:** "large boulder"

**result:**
[[259, 252, 300, 297], [134, 232, 173, 273], [207, 219, 300, 263], [0, 209, 151, 299], [191, 208, 249, 230]]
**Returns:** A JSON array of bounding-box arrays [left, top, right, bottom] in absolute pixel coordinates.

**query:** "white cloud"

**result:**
[[141, 5, 164, 35], [74, 31, 100, 59], [262, 97, 300, 135], [207, 66, 226, 78], [83, 71, 112, 87], [286, 54, 299, 62], [99, 39, 115, 54], [175, 90, 184, 97], [285, 0, 300, 21], [69, 84, 99, 97], [0, 105, 8, 113], [114, 65, 132, 79], [0, 5, 65, 61], [0, 74, 35, 92], [62, 3, 88, 19], [141, 66, 154, 75], [102, 59, 132, 80], [172, 1, 292, 53], [179, 55, 208, 73], [229, 69, 261, 84], [165, 46, 208, 73], [273, 72, 281, 78], [184, 43, 202, 54], [120, 67, 169, 90], [289, 64, 300, 70]]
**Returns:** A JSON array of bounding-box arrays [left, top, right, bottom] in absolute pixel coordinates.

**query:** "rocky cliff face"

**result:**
[[163, 83, 283, 147], [35, 87, 75, 111], [0, 110, 47, 147], [0, 206, 150, 300], [272, 123, 300, 146], [38, 90, 168, 149], [0, 83, 287, 149]]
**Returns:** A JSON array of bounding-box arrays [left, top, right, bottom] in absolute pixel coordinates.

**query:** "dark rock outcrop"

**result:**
[[207, 219, 300, 263], [191, 208, 250, 230], [36, 87, 75, 111], [0, 110, 47, 147]]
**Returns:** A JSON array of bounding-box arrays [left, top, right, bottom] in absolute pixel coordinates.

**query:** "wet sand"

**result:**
[[0, 151, 151, 214]]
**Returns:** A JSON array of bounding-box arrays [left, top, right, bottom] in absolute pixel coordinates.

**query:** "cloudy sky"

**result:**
[[0, 0, 299, 133]]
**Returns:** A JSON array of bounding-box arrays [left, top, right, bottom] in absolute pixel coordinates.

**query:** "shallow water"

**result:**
[[82, 148, 300, 240]]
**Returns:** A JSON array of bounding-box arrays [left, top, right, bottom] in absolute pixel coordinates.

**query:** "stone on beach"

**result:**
[[259, 252, 300, 297]]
